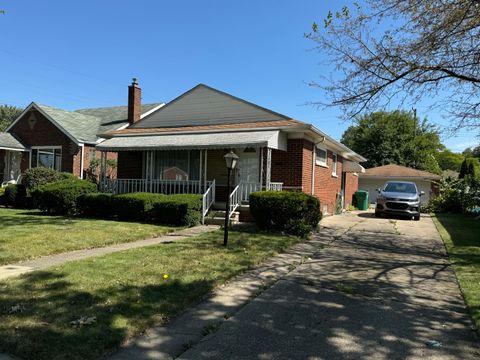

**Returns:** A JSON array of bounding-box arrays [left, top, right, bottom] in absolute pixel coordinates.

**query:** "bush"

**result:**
[[111, 192, 167, 221], [152, 194, 202, 226], [77, 193, 113, 218], [4, 184, 27, 208], [423, 178, 480, 214], [249, 191, 321, 237], [33, 179, 97, 215], [23, 167, 59, 190]]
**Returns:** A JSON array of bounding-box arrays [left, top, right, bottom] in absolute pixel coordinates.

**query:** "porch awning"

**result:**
[[96, 130, 287, 151], [0, 132, 27, 151], [343, 161, 365, 173]]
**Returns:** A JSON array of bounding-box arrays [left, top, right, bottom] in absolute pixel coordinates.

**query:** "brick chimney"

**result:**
[[128, 78, 141, 125]]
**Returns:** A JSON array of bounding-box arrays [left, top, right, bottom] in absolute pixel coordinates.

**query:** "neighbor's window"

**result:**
[[332, 154, 338, 176], [31, 148, 62, 171], [315, 147, 327, 167]]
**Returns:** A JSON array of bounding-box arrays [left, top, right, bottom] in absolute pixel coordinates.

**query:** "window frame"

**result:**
[[332, 153, 338, 177], [315, 146, 328, 167], [30, 146, 63, 171]]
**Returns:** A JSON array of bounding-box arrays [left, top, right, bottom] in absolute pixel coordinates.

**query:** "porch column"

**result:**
[[100, 151, 106, 191], [259, 147, 264, 190], [266, 148, 271, 191], [204, 149, 208, 192], [199, 150, 203, 193]]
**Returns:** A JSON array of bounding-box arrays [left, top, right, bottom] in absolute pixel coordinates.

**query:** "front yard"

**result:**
[[0, 208, 175, 265], [0, 226, 302, 360], [433, 213, 480, 330]]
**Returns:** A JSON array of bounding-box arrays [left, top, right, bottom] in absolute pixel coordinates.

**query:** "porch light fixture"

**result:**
[[223, 150, 239, 247]]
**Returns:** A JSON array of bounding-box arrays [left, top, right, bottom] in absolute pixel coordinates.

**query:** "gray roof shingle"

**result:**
[[33, 103, 163, 144], [0, 132, 27, 150]]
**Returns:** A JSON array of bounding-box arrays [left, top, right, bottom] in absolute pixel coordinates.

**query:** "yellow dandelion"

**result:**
[[163, 274, 169, 280]]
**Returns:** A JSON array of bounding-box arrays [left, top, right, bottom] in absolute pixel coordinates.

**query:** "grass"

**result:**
[[0, 207, 176, 265], [432, 213, 480, 330], [0, 228, 302, 360]]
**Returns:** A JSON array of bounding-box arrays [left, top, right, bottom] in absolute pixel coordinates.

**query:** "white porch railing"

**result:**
[[202, 179, 216, 224], [238, 182, 284, 202], [103, 179, 213, 195], [228, 184, 241, 218]]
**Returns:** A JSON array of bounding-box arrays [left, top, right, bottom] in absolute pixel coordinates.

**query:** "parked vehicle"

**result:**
[[375, 181, 424, 220]]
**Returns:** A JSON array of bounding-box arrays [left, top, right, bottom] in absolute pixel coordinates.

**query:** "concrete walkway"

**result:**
[[0, 225, 217, 280], [109, 211, 480, 359]]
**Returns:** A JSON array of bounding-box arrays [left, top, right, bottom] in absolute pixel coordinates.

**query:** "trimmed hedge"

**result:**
[[112, 192, 167, 221], [109, 192, 202, 226], [4, 184, 27, 208], [152, 194, 202, 226], [249, 191, 321, 237], [33, 179, 97, 215], [77, 193, 113, 218]]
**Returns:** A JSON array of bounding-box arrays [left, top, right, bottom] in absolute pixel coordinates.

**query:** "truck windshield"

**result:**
[[384, 182, 417, 193]]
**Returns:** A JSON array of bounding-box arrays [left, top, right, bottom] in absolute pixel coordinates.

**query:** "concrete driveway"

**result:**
[[180, 211, 479, 359]]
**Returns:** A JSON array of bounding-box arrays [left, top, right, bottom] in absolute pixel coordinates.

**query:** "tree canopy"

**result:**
[[341, 110, 442, 173], [306, 1, 480, 134], [462, 145, 480, 159], [0, 105, 23, 131], [435, 150, 465, 172]]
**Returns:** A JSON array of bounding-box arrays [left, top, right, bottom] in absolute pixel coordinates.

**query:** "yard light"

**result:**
[[223, 150, 239, 247]]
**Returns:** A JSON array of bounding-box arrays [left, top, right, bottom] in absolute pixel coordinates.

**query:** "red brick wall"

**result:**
[[270, 139, 305, 189], [312, 150, 342, 214], [83, 146, 118, 179], [117, 151, 143, 179], [9, 109, 82, 177], [344, 172, 359, 208]]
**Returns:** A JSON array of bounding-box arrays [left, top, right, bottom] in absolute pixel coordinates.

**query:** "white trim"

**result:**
[[31, 145, 63, 150], [6, 103, 81, 146], [140, 103, 166, 119], [80, 143, 85, 179], [332, 153, 338, 177], [0, 146, 28, 152]]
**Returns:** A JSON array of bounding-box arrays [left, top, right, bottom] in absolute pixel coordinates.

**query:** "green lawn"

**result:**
[[432, 213, 480, 330], [0, 228, 302, 360], [0, 208, 176, 265]]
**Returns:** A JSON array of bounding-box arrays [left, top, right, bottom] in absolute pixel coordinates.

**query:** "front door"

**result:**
[[236, 149, 260, 185]]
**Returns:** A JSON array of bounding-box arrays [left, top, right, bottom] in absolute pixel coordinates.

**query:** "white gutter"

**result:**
[[79, 143, 84, 179]]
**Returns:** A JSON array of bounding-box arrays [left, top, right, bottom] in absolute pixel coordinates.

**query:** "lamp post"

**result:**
[[223, 150, 239, 247]]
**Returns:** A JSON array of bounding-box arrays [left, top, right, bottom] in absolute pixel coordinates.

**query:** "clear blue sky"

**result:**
[[0, 0, 477, 152]]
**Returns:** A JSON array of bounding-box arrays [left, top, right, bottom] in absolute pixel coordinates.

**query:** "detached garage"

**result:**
[[359, 164, 441, 204]]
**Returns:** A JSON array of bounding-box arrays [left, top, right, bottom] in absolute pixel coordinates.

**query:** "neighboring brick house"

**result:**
[[0, 91, 163, 183], [97, 82, 366, 215]]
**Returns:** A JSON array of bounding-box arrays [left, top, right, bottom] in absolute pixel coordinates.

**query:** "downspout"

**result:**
[[311, 137, 325, 195], [79, 143, 85, 179]]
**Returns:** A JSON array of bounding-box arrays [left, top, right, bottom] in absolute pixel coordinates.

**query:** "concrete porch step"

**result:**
[[204, 210, 240, 226]]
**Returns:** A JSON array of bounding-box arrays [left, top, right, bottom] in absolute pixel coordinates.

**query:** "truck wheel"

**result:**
[[414, 214, 420, 221], [375, 211, 381, 218]]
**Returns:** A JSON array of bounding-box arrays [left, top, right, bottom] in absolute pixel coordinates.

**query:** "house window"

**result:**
[[89, 148, 96, 161], [31, 147, 62, 171], [315, 147, 327, 167], [332, 154, 338, 176]]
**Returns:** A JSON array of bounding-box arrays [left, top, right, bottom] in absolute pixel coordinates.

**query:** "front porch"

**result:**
[[98, 147, 283, 223]]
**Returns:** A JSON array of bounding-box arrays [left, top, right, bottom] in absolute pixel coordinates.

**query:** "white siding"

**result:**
[[359, 178, 433, 204], [133, 85, 289, 128]]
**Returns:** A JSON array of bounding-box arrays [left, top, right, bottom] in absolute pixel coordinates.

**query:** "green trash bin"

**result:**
[[355, 190, 369, 210]]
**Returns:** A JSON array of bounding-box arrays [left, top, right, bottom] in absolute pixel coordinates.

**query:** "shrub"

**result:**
[[111, 192, 167, 221], [23, 167, 60, 190], [423, 178, 480, 214], [152, 194, 202, 226], [77, 193, 113, 218], [249, 191, 321, 237], [4, 184, 27, 208], [459, 157, 480, 181], [33, 179, 97, 215]]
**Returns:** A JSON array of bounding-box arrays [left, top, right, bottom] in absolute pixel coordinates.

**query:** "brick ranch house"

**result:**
[[96, 81, 366, 218], [0, 100, 163, 182]]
